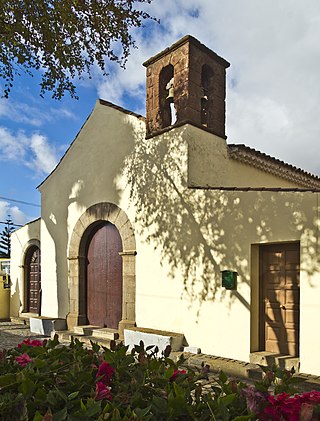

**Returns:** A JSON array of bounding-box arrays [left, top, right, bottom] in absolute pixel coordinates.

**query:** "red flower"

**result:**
[[170, 369, 187, 382], [96, 361, 115, 385], [259, 393, 307, 421], [300, 390, 320, 405], [17, 338, 44, 348], [95, 382, 112, 401], [15, 353, 33, 367]]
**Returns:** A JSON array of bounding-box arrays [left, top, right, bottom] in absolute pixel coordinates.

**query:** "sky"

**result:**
[[1, 0, 320, 228]]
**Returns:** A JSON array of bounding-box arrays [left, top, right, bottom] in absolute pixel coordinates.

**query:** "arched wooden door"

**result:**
[[25, 246, 41, 313], [86, 222, 123, 328]]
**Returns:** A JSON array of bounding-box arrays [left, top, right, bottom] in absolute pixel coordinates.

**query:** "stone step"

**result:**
[[52, 330, 114, 349], [73, 325, 102, 336], [30, 317, 67, 336], [10, 316, 30, 326], [91, 328, 119, 340], [250, 351, 300, 372]]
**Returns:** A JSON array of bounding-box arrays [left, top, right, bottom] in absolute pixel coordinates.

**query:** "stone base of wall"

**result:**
[[124, 327, 185, 356], [30, 317, 67, 336]]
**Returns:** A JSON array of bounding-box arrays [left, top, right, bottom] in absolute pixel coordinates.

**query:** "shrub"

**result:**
[[0, 336, 319, 420]]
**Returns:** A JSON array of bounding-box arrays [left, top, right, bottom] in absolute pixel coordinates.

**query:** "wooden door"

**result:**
[[260, 243, 300, 356], [86, 222, 123, 328], [25, 247, 41, 313]]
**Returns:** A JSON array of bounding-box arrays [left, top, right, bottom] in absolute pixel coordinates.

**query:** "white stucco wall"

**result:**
[[124, 125, 320, 372], [38, 101, 144, 318], [186, 124, 304, 189], [30, 101, 320, 374], [10, 219, 41, 316]]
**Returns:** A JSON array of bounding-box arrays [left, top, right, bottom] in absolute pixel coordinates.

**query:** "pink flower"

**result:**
[[95, 382, 112, 401], [170, 369, 187, 382], [17, 338, 44, 348], [15, 353, 33, 367], [96, 361, 115, 385]]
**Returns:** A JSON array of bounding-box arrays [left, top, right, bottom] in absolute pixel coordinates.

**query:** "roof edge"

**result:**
[[143, 35, 230, 68], [228, 144, 320, 189], [99, 99, 145, 120], [12, 217, 41, 233]]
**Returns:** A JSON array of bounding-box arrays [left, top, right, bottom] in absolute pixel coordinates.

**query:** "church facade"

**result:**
[[10, 36, 320, 375]]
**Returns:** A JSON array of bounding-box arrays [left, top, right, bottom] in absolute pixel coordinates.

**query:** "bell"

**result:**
[[201, 87, 208, 101], [166, 86, 174, 102]]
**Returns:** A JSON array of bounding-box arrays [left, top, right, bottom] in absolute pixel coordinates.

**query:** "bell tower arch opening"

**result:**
[[159, 64, 175, 128], [144, 35, 230, 138], [201, 64, 214, 127]]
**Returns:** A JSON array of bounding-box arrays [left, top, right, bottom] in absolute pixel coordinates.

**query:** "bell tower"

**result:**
[[143, 35, 230, 138]]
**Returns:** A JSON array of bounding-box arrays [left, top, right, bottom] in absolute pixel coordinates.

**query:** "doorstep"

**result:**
[[249, 351, 300, 372]]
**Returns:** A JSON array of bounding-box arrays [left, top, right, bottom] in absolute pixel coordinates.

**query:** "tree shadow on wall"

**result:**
[[124, 126, 320, 316]]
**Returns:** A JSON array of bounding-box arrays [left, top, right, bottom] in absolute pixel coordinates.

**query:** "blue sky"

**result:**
[[1, 0, 320, 227]]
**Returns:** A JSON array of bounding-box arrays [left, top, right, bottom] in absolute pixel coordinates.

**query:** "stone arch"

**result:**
[[20, 239, 41, 314], [67, 202, 136, 337]]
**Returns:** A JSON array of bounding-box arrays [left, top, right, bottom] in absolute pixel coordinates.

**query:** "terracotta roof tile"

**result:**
[[228, 144, 320, 190]]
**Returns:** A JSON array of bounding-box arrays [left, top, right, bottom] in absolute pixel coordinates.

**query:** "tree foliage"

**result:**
[[0, 0, 155, 99], [0, 215, 14, 258]]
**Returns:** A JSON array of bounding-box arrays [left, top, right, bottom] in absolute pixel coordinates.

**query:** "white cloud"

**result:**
[[28, 134, 58, 174], [0, 201, 31, 226], [9, 206, 30, 225], [0, 126, 58, 175], [0, 201, 10, 221], [93, 0, 320, 175], [0, 127, 27, 161], [0, 96, 76, 127]]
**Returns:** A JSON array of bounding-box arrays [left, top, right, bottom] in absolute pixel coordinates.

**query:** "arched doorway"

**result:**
[[24, 246, 41, 313], [68, 202, 136, 337], [86, 222, 123, 328]]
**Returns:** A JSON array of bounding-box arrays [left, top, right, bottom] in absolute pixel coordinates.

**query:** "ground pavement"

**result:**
[[0, 320, 49, 349]]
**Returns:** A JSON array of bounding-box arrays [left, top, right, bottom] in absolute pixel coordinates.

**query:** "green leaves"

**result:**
[[0, 337, 315, 420], [0, 373, 16, 387], [0, 0, 157, 99]]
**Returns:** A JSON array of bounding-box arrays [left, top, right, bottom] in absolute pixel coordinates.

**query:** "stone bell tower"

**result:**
[[143, 35, 230, 138]]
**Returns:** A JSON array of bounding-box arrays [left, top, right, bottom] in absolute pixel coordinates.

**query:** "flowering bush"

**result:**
[[0, 336, 319, 420]]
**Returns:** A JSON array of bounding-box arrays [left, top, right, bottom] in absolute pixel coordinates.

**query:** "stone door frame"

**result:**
[[67, 202, 136, 337]]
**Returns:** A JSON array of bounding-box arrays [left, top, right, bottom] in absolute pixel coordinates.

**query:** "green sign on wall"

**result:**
[[221, 270, 237, 290]]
